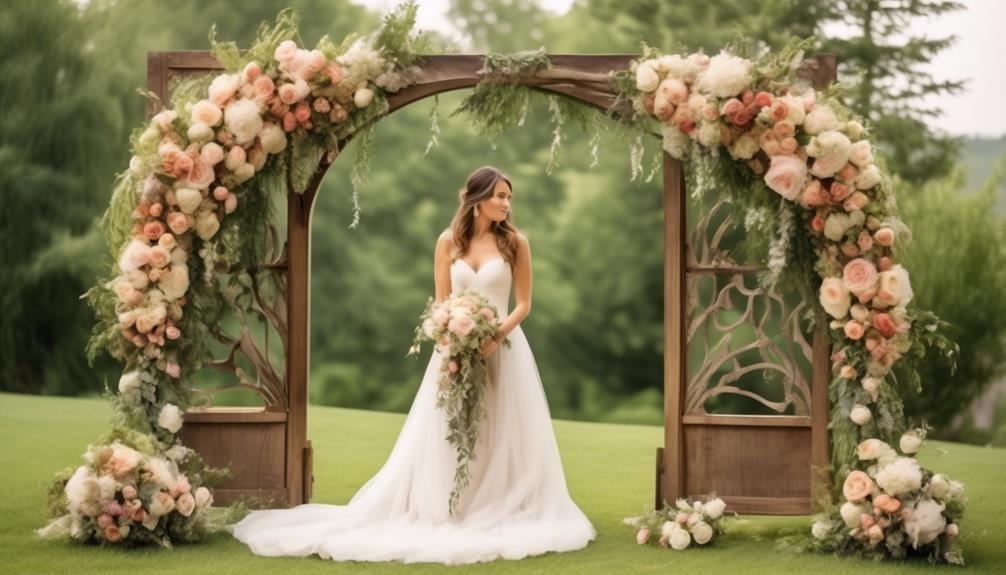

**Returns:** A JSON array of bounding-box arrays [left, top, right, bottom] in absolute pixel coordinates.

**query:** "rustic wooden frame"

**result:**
[[147, 50, 836, 512]]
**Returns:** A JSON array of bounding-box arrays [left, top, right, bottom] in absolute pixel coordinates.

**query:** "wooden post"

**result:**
[[662, 152, 687, 506], [285, 188, 314, 505]]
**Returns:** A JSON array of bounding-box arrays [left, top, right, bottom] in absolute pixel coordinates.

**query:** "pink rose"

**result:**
[[856, 230, 874, 253], [837, 163, 859, 183], [448, 360, 459, 373], [166, 325, 181, 340], [799, 179, 829, 208], [811, 214, 825, 233], [160, 145, 193, 180], [754, 91, 773, 108], [103, 524, 122, 542], [478, 307, 495, 321], [166, 362, 181, 378], [675, 512, 689, 524], [132, 507, 147, 524], [190, 100, 222, 127], [326, 62, 344, 85], [843, 191, 869, 212], [844, 320, 865, 340], [282, 111, 297, 132], [278, 83, 301, 105], [636, 528, 651, 544], [874, 493, 902, 514], [770, 100, 789, 121], [102, 501, 123, 516], [329, 104, 348, 124], [294, 101, 312, 123], [182, 156, 216, 189], [842, 258, 878, 296], [872, 312, 896, 338], [843, 470, 875, 502], [874, 228, 894, 247], [207, 73, 239, 107], [779, 137, 798, 154], [252, 76, 275, 102], [658, 77, 688, 105], [312, 97, 331, 114], [447, 315, 475, 337], [304, 49, 327, 75], [763, 154, 807, 201], [830, 181, 851, 202], [170, 474, 192, 498], [166, 212, 189, 235], [274, 40, 297, 63], [212, 186, 229, 201], [142, 221, 164, 242], [97, 514, 114, 530]]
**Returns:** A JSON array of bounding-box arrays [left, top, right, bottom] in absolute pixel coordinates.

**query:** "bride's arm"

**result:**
[[497, 232, 532, 339], [434, 230, 453, 304]]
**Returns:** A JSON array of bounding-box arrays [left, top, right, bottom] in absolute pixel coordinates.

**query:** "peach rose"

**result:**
[[190, 100, 222, 127], [840, 365, 857, 379], [147, 246, 171, 269], [874, 227, 895, 247], [160, 145, 193, 180], [843, 470, 875, 502], [278, 82, 301, 105], [843, 191, 869, 212], [830, 181, 851, 202], [166, 362, 181, 378], [842, 258, 878, 297], [837, 162, 859, 183], [819, 277, 851, 319], [176, 492, 196, 517], [207, 73, 239, 107], [103, 524, 122, 542], [763, 154, 807, 201], [637, 528, 651, 545], [448, 360, 459, 373], [856, 230, 874, 252], [875, 265, 913, 307], [874, 493, 902, 514], [326, 62, 344, 85], [274, 40, 297, 63], [844, 320, 865, 340], [142, 221, 165, 242], [252, 75, 275, 102], [799, 179, 829, 208], [166, 212, 189, 235], [122, 484, 138, 500]]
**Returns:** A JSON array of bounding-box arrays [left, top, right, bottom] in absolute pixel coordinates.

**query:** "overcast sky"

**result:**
[[354, 0, 1005, 137]]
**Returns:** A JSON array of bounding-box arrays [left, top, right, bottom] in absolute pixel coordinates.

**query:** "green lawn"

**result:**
[[2, 391, 1004, 574]]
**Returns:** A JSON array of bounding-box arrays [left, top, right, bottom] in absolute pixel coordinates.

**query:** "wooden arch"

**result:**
[[148, 50, 836, 513]]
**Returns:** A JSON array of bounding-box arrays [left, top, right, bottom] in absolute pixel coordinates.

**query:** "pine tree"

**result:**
[[820, 0, 966, 183]]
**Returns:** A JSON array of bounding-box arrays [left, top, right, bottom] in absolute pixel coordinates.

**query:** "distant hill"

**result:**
[[962, 135, 1006, 214]]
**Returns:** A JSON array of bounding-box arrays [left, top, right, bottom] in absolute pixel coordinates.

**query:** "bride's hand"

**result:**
[[480, 334, 500, 358]]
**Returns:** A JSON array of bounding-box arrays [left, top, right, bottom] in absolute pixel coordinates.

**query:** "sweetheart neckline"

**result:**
[[455, 256, 505, 274]]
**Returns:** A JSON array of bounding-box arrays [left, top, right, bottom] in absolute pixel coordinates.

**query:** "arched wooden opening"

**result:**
[[147, 50, 836, 513]]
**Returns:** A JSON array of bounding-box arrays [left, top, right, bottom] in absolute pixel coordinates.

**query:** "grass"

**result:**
[[1, 390, 1004, 574]]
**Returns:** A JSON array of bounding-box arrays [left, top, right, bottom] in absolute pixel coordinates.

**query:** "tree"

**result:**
[[820, 0, 965, 183]]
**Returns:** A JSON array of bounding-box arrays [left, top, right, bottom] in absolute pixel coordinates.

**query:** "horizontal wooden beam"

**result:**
[[682, 414, 812, 428], [184, 407, 288, 423]]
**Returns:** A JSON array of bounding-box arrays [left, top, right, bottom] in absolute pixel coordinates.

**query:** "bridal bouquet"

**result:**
[[623, 496, 729, 550], [408, 289, 510, 517]]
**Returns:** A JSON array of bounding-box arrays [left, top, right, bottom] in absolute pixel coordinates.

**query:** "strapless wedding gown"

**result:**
[[231, 256, 596, 564]]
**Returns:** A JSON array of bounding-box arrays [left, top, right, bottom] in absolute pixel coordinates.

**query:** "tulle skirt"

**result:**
[[230, 325, 596, 564]]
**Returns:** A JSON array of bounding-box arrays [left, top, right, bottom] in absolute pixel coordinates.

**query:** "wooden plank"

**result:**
[[661, 151, 687, 507], [183, 407, 288, 424], [179, 421, 286, 489], [285, 191, 312, 506], [811, 328, 832, 509], [720, 495, 811, 515], [682, 414, 812, 428], [145, 51, 165, 117]]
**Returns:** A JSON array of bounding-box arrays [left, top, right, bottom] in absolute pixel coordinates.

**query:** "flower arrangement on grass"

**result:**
[[624, 496, 729, 550]]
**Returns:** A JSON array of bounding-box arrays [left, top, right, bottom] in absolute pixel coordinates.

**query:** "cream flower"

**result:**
[[903, 499, 947, 548], [854, 164, 882, 190], [807, 130, 853, 178], [804, 104, 840, 134], [840, 501, 867, 528], [690, 521, 714, 544], [635, 60, 660, 92], [668, 525, 692, 550], [875, 456, 923, 497], [703, 498, 726, 519], [763, 154, 807, 201], [695, 51, 753, 98], [850, 404, 872, 425], [819, 277, 851, 319], [875, 265, 913, 308], [224, 99, 264, 145], [900, 429, 923, 454], [157, 403, 184, 434], [849, 140, 873, 167], [857, 438, 896, 463]]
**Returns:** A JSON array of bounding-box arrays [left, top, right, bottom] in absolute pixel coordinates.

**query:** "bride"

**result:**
[[231, 166, 597, 564]]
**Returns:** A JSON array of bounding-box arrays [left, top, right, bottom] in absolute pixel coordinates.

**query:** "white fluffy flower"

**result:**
[[823, 212, 854, 242], [223, 99, 264, 146], [904, 499, 947, 548], [258, 123, 287, 155], [174, 187, 202, 215], [118, 239, 151, 274], [635, 60, 660, 92], [928, 474, 952, 500], [159, 263, 189, 302], [875, 456, 923, 497], [144, 456, 179, 490], [861, 376, 881, 400], [703, 498, 726, 519], [353, 87, 375, 108], [157, 403, 184, 434], [118, 371, 141, 403], [728, 133, 759, 160], [876, 264, 914, 308], [64, 465, 100, 515], [900, 429, 923, 454], [336, 39, 387, 79], [661, 124, 690, 160], [849, 140, 873, 167], [854, 164, 882, 190], [668, 525, 692, 550], [857, 438, 896, 463], [811, 520, 833, 540], [194, 486, 214, 509], [804, 104, 841, 134], [850, 404, 872, 425], [696, 121, 722, 149], [690, 521, 714, 544], [195, 212, 220, 241], [695, 51, 752, 98], [164, 444, 191, 462]]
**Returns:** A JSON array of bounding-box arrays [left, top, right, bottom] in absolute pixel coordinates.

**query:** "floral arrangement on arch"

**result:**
[[624, 496, 729, 551], [618, 43, 964, 564], [41, 4, 428, 547]]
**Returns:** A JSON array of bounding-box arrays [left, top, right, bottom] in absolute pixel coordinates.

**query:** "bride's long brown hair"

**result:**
[[448, 166, 520, 269]]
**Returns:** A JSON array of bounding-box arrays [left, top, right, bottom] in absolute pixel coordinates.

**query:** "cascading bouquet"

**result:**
[[408, 288, 511, 517], [623, 496, 729, 550]]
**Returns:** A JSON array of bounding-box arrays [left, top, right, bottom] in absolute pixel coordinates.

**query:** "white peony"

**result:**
[[857, 438, 896, 463], [876, 264, 913, 308], [144, 456, 179, 490], [899, 429, 923, 454], [157, 403, 184, 434], [875, 456, 923, 497], [849, 140, 873, 167], [928, 474, 952, 499], [668, 525, 692, 550], [850, 404, 872, 425], [159, 264, 189, 302], [703, 498, 726, 519], [174, 188, 203, 215], [64, 465, 100, 516], [224, 99, 263, 146], [696, 121, 722, 149], [635, 60, 660, 92], [819, 277, 851, 319], [840, 501, 867, 528], [118, 239, 152, 274], [804, 104, 841, 134], [903, 499, 947, 548], [861, 376, 881, 400], [811, 520, 833, 540], [695, 51, 752, 98], [690, 521, 714, 544], [118, 371, 141, 403], [728, 133, 759, 160], [258, 123, 288, 155]]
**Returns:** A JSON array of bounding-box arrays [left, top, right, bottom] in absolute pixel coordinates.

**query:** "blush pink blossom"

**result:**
[[448, 360, 459, 373], [843, 191, 869, 212], [763, 154, 807, 201], [326, 62, 344, 85], [278, 83, 301, 105], [274, 40, 298, 63], [166, 212, 189, 235], [844, 320, 865, 340], [873, 312, 897, 338], [253, 75, 276, 100], [842, 258, 878, 296], [874, 228, 895, 247], [143, 221, 165, 241], [448, 315, 475, 337], [830, 181, 851, 202], [294, 101, 312, 123]]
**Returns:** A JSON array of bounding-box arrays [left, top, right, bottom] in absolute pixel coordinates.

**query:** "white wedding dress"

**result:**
[[231, 255, 597, 564]]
